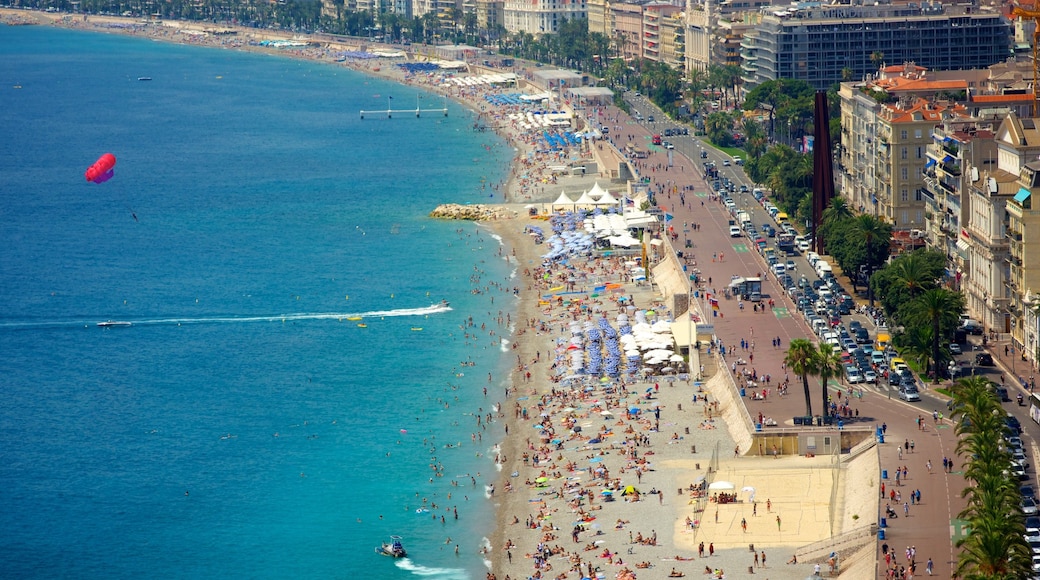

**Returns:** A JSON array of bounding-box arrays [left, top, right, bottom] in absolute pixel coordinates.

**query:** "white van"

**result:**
[[806, 252, 820, 267], [815, 261, 833, 278]]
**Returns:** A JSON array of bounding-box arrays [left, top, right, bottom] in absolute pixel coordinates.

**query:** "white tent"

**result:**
[[596, 190, 620, 206], [551, 190, 575, 211], [574, 190, 598, 208], [587, 182, 607, 200]]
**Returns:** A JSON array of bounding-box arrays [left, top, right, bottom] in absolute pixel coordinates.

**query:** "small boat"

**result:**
[[346, 316, 362, 321], [137, 77, 152, 81], [98, 321, 132, 327], [375, 535, 406, 558], [357, 323, 367, 328], [411, 327, 423, 331]]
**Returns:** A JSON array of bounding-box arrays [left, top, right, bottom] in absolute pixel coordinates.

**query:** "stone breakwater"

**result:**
[[429, 203, 516, 220]]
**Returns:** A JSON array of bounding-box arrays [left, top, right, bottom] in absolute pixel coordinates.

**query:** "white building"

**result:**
[[503, 0, 588, 34]]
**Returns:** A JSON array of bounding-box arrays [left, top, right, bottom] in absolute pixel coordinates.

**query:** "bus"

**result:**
[[1030, 393, 1040, 425]]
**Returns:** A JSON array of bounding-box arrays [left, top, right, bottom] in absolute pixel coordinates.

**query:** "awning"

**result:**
[[1015, 188, 1032, 203], [956, 239, 970, 252], [924, 158, 936, 169], [942, 155, 954, 164]]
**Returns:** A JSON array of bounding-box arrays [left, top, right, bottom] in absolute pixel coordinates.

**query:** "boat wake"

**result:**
[[0, 304, 452, 331], [394, 558, 468, 579]]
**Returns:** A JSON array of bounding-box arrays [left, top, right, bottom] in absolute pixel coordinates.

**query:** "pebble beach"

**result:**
[[3, 10, 882, 579]]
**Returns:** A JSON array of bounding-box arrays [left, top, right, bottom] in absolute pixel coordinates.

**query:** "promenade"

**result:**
[[583, 101, 970, 578]]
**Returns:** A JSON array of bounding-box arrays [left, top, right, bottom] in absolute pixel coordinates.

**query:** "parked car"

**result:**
[[975, 353, 994, 366], [949, 343, 962, 355]]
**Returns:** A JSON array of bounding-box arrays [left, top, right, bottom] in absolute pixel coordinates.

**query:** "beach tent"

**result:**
[[621, 485, 640, 496], [573, 190, 598, 209], [595, 190, 620, 206], [587, 182, 607, 200], [551, 190, 575, 211], [707, 481, 735, 491]]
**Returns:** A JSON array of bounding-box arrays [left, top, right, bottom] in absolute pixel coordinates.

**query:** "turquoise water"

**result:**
[[0, 25, 515, 579]]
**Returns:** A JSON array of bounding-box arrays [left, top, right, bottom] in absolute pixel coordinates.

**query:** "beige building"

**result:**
[[657, 9, 685, 70], [964, 161, 1013, 336], [1007, 162, 1040, 358], [611, 2, 644, 61], [587, 0, 610, 35], [875, 97, 953, 230], [642, 3, 682, 64]]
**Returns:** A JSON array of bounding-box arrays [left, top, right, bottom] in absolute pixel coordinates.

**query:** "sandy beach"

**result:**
[[5, 11, 884, 578]]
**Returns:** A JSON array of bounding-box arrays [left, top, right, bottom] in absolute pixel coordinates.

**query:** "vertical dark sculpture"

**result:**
[[812, 90, 835, 254]]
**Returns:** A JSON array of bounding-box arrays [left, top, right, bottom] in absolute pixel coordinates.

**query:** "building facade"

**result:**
[[740, 3, 1012, 90], [503, 0, 587, 33]]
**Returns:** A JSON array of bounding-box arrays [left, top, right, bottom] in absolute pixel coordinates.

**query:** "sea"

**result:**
[[0, 24, 517, 579]]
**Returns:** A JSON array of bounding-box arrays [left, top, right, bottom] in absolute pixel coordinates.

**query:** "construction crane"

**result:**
[[1012, 3, 1040, 116]]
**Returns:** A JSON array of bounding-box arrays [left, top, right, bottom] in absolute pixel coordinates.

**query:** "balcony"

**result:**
[[940, 163, 962, 176], [943, 143, 960, 156]]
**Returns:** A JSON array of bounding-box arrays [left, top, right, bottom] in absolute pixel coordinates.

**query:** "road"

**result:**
[[591, 92, 979, 577]]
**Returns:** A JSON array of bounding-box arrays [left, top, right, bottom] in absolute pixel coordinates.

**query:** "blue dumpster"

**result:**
[[755, 423, 762, 432], [880, 517, 887, 528], [740, 388, 746, 397], [882, 469, 888, 479], [878, 529, 886, 540]]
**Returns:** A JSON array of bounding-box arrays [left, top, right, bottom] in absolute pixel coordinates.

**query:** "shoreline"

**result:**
[[6, 12, 882, 578]]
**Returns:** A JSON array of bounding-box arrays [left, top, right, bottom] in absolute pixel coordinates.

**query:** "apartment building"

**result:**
[[740, 2, 1011, 90], [503, 0, 587, 33]]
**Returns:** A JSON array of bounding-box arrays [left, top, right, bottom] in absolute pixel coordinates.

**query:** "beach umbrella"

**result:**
[[589, 457, 603, 463], [536, 476, 548, 483], [600, 410, 612, 416], [707, 480, 735, 491]]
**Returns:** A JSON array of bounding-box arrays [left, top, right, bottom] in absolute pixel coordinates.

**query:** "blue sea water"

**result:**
[[0, 25, 516, 579]]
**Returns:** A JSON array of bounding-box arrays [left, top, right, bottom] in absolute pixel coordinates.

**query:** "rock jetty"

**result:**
[[429, 203, 515, 221]]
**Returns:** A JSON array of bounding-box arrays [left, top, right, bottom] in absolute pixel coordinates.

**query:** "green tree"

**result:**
[[870, 249, 946, 324], [903, 288, 964, 380], [951, 376, 1033, 579], [784, 339, 817, 417], [813, 343, 845, 418]]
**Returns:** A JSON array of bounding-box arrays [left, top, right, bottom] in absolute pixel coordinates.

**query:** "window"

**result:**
[[901, 167, 908, 180], [915, 129, 922, 139], [901, 130, 908, 140], [901, 147, 908, 160], [916, 146, 923, 159], [901, 188, 909, 202]]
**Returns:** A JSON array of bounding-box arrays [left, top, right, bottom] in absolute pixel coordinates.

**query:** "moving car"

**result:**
[[729, 225, 742, 237], [897, 382, 921, 402]]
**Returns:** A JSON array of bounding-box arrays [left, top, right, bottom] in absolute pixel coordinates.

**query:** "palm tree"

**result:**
[[890, 252, 933, 300], [903, 288, 964, 380], [813, 343, 845, 418], [784, 339, 817, 417], [869, 51, 885, 73], [951, 376, 1033, 579], [821, 196, 853, 226]]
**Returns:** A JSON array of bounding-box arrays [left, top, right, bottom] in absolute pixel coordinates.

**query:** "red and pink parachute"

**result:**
[[85, 153, 116, 184]]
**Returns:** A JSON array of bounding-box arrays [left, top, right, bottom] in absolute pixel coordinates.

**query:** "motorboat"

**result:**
[[375, 535, 406, 558], [98, 321, 132, 327]]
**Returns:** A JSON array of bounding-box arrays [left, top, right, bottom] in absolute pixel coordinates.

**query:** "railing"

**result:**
[[794, 524, 879, 562]]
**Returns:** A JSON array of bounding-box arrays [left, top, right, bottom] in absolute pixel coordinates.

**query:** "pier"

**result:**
[[361, 95, 448, 119]]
